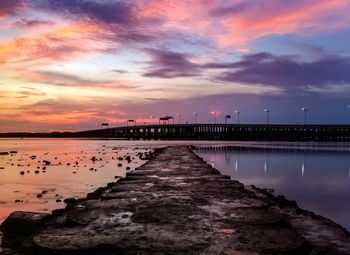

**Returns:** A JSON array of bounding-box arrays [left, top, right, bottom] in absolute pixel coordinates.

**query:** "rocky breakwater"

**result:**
[[1, 146, 350, 254]]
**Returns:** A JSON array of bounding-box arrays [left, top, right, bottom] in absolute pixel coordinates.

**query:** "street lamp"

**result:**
[[193, 113, 198, 124], [264, 109, 270, 125], [176, 113, 181, 124], [301, 107, 308, 125], [210, 111, 217, 124], [235, 110, 240, 124]]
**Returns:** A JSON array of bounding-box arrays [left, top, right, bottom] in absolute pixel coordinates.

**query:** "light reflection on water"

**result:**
[[0, 138, 248, 223], [1, 139, 350, 233], [195, 146, 350, 231], [0, 138, 154, 223]]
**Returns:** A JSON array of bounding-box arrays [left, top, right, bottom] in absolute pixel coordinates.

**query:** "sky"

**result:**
[[1, 0, 350, 132]]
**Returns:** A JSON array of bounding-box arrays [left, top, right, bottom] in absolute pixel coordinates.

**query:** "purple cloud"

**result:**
[[143, 49, 199, 78], [210, 53, 350, 89], [14, 18, 54, 28], [210, 1, 254, 16], [0, 0, 28, 16], [34, 0, 134, 25]]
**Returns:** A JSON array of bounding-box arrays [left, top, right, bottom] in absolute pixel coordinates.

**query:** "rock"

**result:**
[[91, 156, 97, 161], [117, 163, 122, 167], [0, 152, 9, 155], [9, 151, 17, 154], [0, 211, 48, 238], [35, 170, 40, 174], [126, 166, 131, 170], [276, 195, 298, 208], [36, 194, 42, 198], [29, 155, 36, 159], [43, 160, 51, 165], [20, 171, 25, 175], [63, 198, 76, 204], [56, 199, 62, 203]]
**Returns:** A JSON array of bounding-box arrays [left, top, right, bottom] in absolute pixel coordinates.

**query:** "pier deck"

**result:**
[[1, 146, 350, 254]]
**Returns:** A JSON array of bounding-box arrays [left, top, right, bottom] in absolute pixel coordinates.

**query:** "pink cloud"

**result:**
[[217, 0, 350, 46]]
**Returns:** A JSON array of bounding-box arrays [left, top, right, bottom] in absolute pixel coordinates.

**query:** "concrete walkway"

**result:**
[[1, 146, 350, 254]]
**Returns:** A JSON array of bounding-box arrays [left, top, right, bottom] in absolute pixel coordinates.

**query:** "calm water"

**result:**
[[0, 138, 239, 223], [195, 144, 350, 231], [1, 139, 350, 232]]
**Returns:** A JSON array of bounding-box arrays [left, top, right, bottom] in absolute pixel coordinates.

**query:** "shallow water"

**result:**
[[0, 138, 154, 223], [195, 145, 350, 231], [0, 138, 240, 223], [1, 138, 350, 233]]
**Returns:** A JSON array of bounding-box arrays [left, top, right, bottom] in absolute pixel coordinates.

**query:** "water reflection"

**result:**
[[0, 139, 153, 223], [195, 146, 350, 231]]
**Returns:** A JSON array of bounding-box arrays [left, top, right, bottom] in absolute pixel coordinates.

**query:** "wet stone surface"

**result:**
[[1, 146, 350, 255]]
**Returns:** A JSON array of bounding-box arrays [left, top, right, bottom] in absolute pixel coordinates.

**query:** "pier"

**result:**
[[1, 146, 350, 254], [76, 124, 350, 141]]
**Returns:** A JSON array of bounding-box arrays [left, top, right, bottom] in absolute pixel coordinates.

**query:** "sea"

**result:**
[[0, 138, 349, 232]]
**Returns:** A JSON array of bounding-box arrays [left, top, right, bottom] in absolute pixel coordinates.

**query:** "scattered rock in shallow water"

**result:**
[[43, 160, 51, 165], [117, 163, 122, 167], [19, 171, 25, 175], [91, 156, 97, 161], [36, 194, 42, 198], [0, 152, 9, 155], [14, 200, 23, 203], [42, 190, 48, 194], [9, 151, 17, 154], [35, 170, 40, 174], [29, 155, 36, 159]]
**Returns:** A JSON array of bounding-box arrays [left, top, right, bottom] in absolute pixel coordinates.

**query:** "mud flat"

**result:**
[[1, 146, 350, 255]]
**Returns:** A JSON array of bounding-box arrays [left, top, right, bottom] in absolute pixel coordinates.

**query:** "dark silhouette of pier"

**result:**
[[75, 123, 350, 141]]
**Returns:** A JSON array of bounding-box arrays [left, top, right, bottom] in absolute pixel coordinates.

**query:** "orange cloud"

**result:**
[[0, 22, 99, 65]]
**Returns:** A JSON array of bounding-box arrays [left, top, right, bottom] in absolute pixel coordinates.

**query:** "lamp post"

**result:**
[[301, 107, 308, 125], [264, 109, 270, 125], [235, 110, 240, 124], [193, 113, 198, 124], [211, 111, 217, 124], [176, 113, 181, 124]]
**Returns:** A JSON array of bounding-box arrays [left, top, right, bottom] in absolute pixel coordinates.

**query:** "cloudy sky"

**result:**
[[1, 0, 350, 132]]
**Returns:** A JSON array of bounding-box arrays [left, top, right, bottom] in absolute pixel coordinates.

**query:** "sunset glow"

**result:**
[[1, 0, 350, 132]]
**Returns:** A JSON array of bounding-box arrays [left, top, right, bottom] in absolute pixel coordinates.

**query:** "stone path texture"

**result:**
[[1, 146, 350, 254]]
